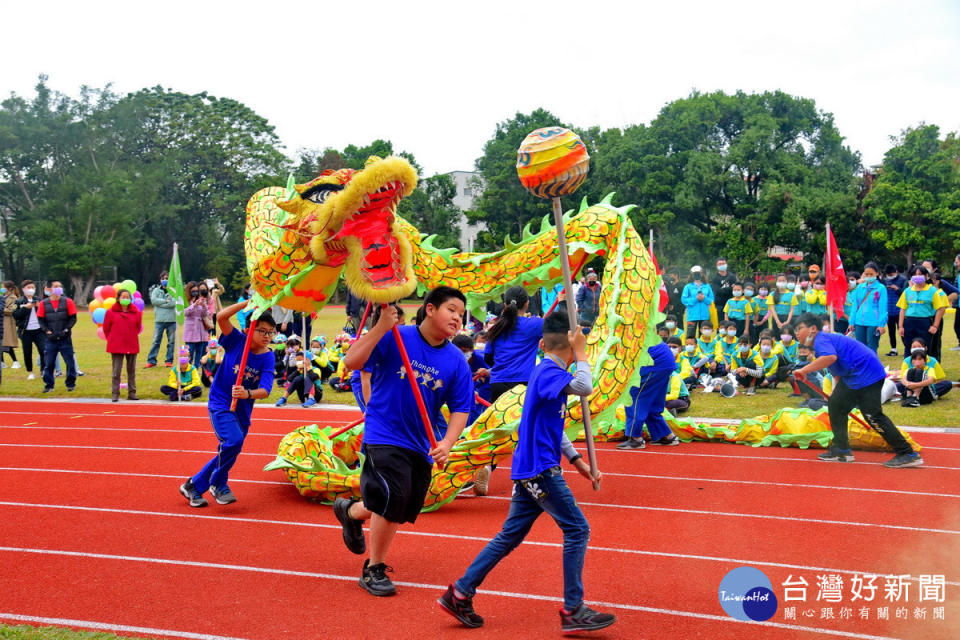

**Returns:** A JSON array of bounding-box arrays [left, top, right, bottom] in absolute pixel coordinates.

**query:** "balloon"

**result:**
[[92, 308, 106, 324], [102, 297, 116, 310], [516, 127, 590, 199], [101, 285, 116, 300], [118, 279, 137, 294], [133, 298, 145, 311], [88, 299, 102, 312], [133, 290, 143, 299], [96, 327, 106, 340], [93, 286, 104, 301]]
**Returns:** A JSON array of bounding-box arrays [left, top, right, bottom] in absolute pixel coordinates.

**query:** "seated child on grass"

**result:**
[[730, 335, 763, 396], [161, 356, 203, 401]]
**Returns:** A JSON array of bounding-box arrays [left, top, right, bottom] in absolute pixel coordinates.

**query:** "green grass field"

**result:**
[[2, 306, 958, 427], [0, 626, 152, 640]]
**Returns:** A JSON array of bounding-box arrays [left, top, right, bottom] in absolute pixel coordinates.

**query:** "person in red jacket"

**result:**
[[103, 288, 142, 402]]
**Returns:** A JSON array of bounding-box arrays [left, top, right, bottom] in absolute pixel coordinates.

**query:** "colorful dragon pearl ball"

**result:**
[[516, 127, 590, 199]]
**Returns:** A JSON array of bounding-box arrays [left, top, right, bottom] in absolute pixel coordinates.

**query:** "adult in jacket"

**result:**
[[146, 270, 177, 368], [103, 288, 143, 401], [848, 262, 888, 353], [13, 280, 45, 381], [35, 281, 78, 391], [681, 266, 714, 338]]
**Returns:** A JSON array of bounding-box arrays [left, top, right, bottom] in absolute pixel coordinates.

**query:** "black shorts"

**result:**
[[360, 444, 432, 524]]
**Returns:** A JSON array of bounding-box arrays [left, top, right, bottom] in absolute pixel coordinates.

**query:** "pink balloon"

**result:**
[[133, 290, 143, 299], [133, 298, 145, 311], [94, 286, 104, 301], [97, 327, 106, 340]]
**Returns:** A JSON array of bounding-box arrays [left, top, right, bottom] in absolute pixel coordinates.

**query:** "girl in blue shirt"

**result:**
[[849, 262, 888, 353], [484, 286, 544, 403]]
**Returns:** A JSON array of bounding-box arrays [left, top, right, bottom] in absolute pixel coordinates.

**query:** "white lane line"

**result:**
[[0, 547, 903, 640], [4, 463, 958, 503], [0, 443, 275, 457], [572, 446, 960, 470], [496, 465, 960, 499], [486, 495, 960, 535], [0, 613, 248, 640], [1, 501, 956, 588], [0, 425, 292, 438]]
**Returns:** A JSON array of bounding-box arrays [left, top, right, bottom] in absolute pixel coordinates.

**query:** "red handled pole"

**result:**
[[391, 312, 438, 449], [354, 301, 373, 340], [329, 416, 365, 438], [229, 325, 256, 412]]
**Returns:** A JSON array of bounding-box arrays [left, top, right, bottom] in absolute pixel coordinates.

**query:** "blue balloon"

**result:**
[[92, 308, 106, 324]]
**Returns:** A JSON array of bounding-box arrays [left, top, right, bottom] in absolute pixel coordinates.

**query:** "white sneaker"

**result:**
[[11, 361, 20, 369], [27, 373, 35, 380]]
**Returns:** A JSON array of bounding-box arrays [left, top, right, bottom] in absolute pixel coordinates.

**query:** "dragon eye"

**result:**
[[306, 190, 332, 204], [302, 184, 344, 204]]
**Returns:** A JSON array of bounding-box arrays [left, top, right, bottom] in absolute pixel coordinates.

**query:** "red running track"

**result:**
[[0, 399, 958, 640]]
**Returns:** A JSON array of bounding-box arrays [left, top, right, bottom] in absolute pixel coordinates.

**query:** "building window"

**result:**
[[463, 187, 472, 196]]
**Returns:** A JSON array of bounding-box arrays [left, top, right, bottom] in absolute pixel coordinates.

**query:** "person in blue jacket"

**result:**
[[617, 341, 681, 449], [882, 264, 906, 356], [793, 313, 922, 469], [680, 265, 714, 338], [848, 262, 888, 353]]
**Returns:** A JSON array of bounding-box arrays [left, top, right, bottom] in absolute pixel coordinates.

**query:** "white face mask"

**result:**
[[717, 264, 727, 272], [761, 345, 771, 355], [461, 350, 471, 361], [727, 329, 737, 337], [685, 345, 695, 353], [776, 282, 787, 290], [24, 288, 35, 297], [670, 347, 680, 356], [700, 328, 712, 337], [759, 289, 768, 296], [732, 290, 742, 297], [739, 346, 750, 353]]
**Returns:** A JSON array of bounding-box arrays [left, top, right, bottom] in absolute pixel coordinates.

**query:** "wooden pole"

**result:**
[[552, 197, 600, 490]]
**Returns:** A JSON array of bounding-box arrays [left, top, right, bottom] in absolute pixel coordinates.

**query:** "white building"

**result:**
[[442, 170, 485, 252]]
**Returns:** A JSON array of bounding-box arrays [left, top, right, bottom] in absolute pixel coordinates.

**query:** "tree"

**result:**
[[469, 108, 571, 250], [863, 125, 960, 268], [400, 173, 462, 248]]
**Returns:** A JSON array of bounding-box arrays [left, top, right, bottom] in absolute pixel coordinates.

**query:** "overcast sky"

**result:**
[[4, 0, 959, 177]]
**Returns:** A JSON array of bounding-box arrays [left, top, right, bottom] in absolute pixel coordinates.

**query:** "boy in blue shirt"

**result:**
[[334, 286, 473, 597], [793, 313, 922, 468], [439, 311, 614, 633], [179, 301, 276, 508], [617, 341, 681, 449]]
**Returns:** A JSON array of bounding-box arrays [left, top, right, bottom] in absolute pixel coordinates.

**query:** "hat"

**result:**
[[207, 339, 218, 349], [690, 265, 703, 273], [586, 272, 598, 280], [286, 336, 301, 345], [807, 264, 821, 273]]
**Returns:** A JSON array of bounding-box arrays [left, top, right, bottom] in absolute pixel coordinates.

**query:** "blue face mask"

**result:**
[[161, 279, 168, 287], [863, 276, 876, 284]]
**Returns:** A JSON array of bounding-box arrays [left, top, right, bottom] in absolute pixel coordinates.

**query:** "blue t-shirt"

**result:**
[[209, 328, 276, 427], [362, 325, 473, 457], [511, 358, 573, 480], [487, 315, 544, 384], [813, 332, 886, 390], [468, 351, 491, 402]]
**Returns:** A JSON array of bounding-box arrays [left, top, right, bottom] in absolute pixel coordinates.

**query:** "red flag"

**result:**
[[649, 244, 670, 313], [824, 223, 847, 317]]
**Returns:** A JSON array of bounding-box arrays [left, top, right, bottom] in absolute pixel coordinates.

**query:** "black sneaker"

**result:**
[[818, 448, 855, 462], [359, 559, 396, 596], [883, 452, 924, 468], [616, 437, 645, 450], [885, 350, 898, 357], [901, 396, 920, 408], [210, 486, 237, 505], [560, 603, 616, 632], [334, 497, 366, 554], [42, 387, 53, 393], [651, 434, 680, 446], [438, 585, 484, 628], [179, 479, 208, 507]]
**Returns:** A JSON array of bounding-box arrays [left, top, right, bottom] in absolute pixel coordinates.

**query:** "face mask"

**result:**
[[700, 328, 712, 337], [814, 284, 824, 290], [179, 357, 189, 365], [781, 334, 792, 342], [685, 345, 695, 353], [693, 274, 702, 281], [199, 288, 208, 296], [161, 279, 168, 287], [727, 329, 737, 337], [863, 276, 876, 284], [24, 287, 35, 297], [911, 276, 927, 286], [119, 298, 131, 307], [461, 350, 471, 361], [776, 282, 787, 290], [822, 325, 830, 332], [744, 289, 754, 297], [0, 288, 5, 295], [787, 281, 797, 288], [190, 290, 199, 298], [665, 321, 676, 329], [759, 289, 768, 296], [800, 282, 810, 290], [44, 289, 52, 296], [804, 334, 814, 346], [52, 287, 64, 296], [848, 280, 857, 290], [739, 345, 749, 353], [670, 347, 680, 356], [717, 264, 727, 272], [761, 345, 771, 355], [732, 290, 742, 297]]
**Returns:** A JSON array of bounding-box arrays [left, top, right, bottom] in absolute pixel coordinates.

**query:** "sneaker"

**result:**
[[651, 434, 680, 446], [458, 481, 476, 495], [616, 437, 646, 449], [359, 559, 396, 596], [885, 350, 898, 357], [77, 370, 85, 377], [164, 361, 173, 367], [560, 603, 616, 632], [798, 399, 811, 409], [818, 448, 855, 462], [302, 398, 317, 408], [901, 396, 920, 408], [334, 497, 366, 554], [55, 371, 63, 377], [179, 479, 208, 507], [884, 452, 924, 468], [143, 363, 157, 369], [127, 394, 140, 401], [11, 361, 20, 369], [438, 585, 484, 628], [66, 386, 75, 392], [745, 386, 756, 396], [210, 486, 237, 505], [275, 396, 287, 407], [111, 396, 119, 403], [473, 466, 491, 496], [950, 345, 960, 352], [27, 373, 35, 380], [42, 387, 53, 393]]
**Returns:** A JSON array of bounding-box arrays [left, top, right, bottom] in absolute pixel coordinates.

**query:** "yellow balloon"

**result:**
[[102, 297, 116, 309], [88, 299, 102, 312]]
